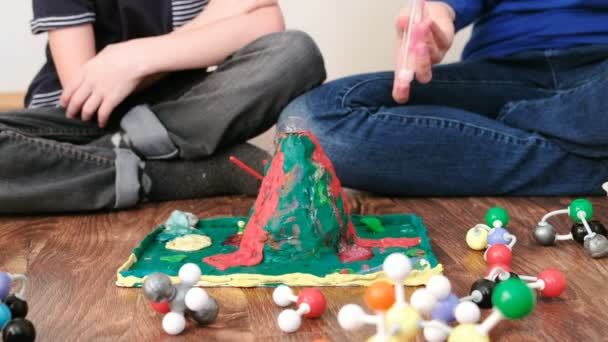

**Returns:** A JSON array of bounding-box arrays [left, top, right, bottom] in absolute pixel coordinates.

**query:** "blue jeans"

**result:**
[[279, 45, 608, 196]]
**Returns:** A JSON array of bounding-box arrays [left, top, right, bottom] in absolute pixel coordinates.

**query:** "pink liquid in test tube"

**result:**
[[398, 0, 426, 87]]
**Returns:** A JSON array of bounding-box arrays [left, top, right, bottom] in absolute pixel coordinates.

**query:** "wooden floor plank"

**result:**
[[1, 196, 607, 341], [0, 92, 24, 111]]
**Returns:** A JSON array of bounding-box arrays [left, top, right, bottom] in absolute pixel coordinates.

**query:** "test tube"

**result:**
[[397, 0, 425, 87]]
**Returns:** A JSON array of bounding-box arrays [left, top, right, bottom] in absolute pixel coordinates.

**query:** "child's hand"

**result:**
[[393, 2, 455, 104], [60, 41, 147, 128]]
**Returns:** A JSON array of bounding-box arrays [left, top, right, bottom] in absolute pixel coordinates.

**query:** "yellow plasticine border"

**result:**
[[116, 253, 443, 288]]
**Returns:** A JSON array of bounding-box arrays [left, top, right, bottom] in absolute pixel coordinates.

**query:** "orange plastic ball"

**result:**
[[365, 281, 396, 312]]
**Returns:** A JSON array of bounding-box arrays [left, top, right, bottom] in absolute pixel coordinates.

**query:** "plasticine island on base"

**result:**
[[117, 131, 442, 287], [117, 214, 443, 287]]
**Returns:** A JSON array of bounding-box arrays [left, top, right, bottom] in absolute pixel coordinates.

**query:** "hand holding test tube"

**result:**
[[393, 1, 456, 103], [397, 0, 426, 88]]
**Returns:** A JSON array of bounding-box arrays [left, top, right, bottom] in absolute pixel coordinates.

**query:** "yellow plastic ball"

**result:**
[[385, 306, 421, 341], [466, 227, 488, 250], [367, 336, 400, 342], [448, 324, 490, 342]]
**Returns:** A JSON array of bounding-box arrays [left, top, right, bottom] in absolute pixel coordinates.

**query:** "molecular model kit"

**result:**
[[0, 272, 36, 342], [142, 264, 218, 335], [533, 199, 608, 258], [338, 253, 539, 342], [338, 206, 571, 341], [464, 207, 567, 309]]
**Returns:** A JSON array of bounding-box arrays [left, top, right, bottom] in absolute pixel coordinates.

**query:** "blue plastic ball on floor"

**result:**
[[431, 293, 459, 322], [0, 303, 12, 329], [487, 227, 510, 246], [0, 272, 11, 301]]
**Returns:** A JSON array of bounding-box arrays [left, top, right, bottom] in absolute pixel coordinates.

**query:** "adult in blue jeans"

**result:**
[[280, 0, 608, 196]]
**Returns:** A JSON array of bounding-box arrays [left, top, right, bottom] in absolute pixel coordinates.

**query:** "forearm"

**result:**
[[133, 6, 285, 76], [48, 25, 96, 88], [176, 0, 279, 33]]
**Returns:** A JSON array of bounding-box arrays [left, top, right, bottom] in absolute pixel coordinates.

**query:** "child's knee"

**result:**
[[254, 30, 327, 88]]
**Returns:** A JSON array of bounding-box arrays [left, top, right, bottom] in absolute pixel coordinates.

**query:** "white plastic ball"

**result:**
[[410, 288, 437, 315], [179, 263, 202, 286], [162, 312, 187, 335], [424, 324, 449, 342], [273, 285, 295, 307], [426, 275, 452, 300], [338, 304, 366, 331], [383, 253, 412, 281], [184, 287, 210, 311], [277, 309, 302, 333], [454, 301, 481, 324]]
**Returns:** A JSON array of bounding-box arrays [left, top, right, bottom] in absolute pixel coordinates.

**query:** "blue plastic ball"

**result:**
[[0, 272, 11, 301], [487, 227, 511, 246], [431, 293, 459, 323], [0, 303, 12, 329]]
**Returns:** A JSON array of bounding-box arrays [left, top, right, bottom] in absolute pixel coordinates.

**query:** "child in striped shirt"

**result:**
[[0, 0, 326, 214]]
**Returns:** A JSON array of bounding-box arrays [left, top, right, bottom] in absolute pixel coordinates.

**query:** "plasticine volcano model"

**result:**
[[117, 131, 442, 287]]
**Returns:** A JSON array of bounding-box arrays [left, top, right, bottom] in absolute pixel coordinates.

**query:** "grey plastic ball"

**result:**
[[533, 223, 556, 246], [584, 234, 608, 258], [170, 283, 190, 313], [189, 297, 219, 325], [143, 273, 175, 302]]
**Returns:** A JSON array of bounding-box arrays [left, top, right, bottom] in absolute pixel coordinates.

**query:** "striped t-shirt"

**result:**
[[26, 0, 208, 109]]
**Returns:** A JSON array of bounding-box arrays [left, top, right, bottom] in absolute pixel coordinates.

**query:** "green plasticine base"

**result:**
[[117, 214, 439, 287]]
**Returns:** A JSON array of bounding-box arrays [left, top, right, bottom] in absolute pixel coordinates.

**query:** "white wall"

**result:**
[[0, 1, 470, 92], [0, 2, 46, 92]]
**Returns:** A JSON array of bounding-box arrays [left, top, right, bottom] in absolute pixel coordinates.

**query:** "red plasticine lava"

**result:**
[[307, 133, 421, 251], [203, 152, 286, 270]]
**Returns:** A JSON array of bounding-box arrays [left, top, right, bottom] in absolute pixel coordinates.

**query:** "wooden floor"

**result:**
[[1, 195, 607, 342], [0, 93, 24, 111]]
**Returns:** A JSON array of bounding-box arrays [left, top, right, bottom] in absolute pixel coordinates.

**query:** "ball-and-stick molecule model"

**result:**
[[533, 198, 608, 258], [466, 207, 517, 252], [462, 264, 566, 311], [444, 277, 536, 342], [338, 252, 540, 342], [338, 281, 400, 341], [272, 285, 327, 333], [142, 264, 218, 335], [0, 272, 36, 342]]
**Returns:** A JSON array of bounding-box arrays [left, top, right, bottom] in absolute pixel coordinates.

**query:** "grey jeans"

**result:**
[[0, 30, 326, 214]]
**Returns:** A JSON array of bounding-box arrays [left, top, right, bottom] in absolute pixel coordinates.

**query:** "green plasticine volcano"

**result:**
[[117, 131, 442, 287]]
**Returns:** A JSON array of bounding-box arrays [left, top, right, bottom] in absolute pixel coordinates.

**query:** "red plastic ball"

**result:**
[[485, 264, 512, 278], [538, 269, 567, 298], [485, 244, 513, 266], [150, 301, 171, 314], [297, 288, 327, 318]]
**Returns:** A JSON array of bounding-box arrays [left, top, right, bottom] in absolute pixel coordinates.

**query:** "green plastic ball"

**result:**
[[485, 207, 509, 228], [491, 278, 536, 319], [569, 199, 593, 222]]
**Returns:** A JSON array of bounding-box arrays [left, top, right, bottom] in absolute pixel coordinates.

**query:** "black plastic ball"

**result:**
[[4, 295, 28, 319], [2, 318, 36, 342], [571, 221, 607, 244], [470, 279, 496, 309]]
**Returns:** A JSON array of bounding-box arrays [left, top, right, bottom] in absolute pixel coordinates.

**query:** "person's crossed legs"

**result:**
[[0, 30, 326, 214], [279, 48, 608, 196]]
